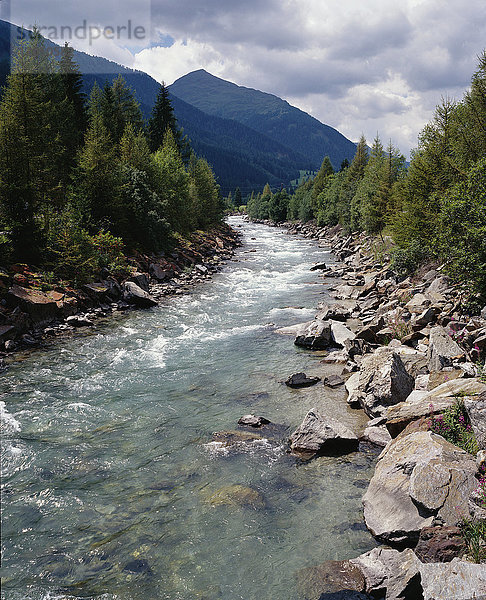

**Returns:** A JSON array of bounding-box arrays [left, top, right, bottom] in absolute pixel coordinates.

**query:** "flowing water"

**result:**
[[1, 217, 377, 600]]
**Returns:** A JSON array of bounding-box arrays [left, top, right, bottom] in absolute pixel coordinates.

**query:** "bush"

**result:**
[[458, 517, 486, 563], [390, 239, 428, 276]]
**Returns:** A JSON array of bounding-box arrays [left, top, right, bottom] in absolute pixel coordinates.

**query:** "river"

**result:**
[[1, 217, 377, 600]]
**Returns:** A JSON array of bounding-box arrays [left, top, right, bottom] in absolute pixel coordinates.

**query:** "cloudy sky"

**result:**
[[6, 0, 486, 156]]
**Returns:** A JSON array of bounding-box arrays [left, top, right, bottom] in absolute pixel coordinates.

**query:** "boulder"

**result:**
[[310, 262, 327, 271], [427, 326, 465, 371], [237, 414, 270, 428], [419, 558, 486, 600], [331, 320, 356, 347], [361, 419, 392, 447], [275, 321, 313, 336], [414, 526, 465, 563], [386, 378, 486, 437], [7, 284, 58, 325], [350, 547, 421, 600], [363, 431, 477, 545], [285, 372, 321, 388], [149, 263, 171, 281], [464, 391, 486, 449], [0, 325, 16, 343], [352, 348, 415, 418], [323, 374, 345, 388], [289, 408, 358, 457], [405, 293, 431, 314], [345, 372, 361, 408], [294, 319, 332, 350], [295, 559, 368, 600], [66, 315, 94, 328], [123, 281, 158, 308], [82, 282, 110, 301]]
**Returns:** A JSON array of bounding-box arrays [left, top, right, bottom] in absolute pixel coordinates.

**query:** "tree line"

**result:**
[[0, 29, 225, 283], [247, 52, 486, 301]]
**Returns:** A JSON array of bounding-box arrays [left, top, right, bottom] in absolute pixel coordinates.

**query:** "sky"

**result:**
[[5, 0, 486, 157]]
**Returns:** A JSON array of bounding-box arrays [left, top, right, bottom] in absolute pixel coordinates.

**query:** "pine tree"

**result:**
[[58, 42, 86, 139], [234, 186, 242, 207], [148, 83, 190, 160]]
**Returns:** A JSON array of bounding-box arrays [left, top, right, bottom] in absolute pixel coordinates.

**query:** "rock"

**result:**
[[0, 325, 15, 343], [237, 414, 270, 428], [211, 430, 263, 446], [331, 320, 356, 347], [353, 348, 415, 418], [82, 282, 110, 301], [355, 325, 378, 344], [413, 306, 439, 327], [386, 378, 486, 437], [123, 281, 158, 308], [204, 484, 265, 509], [285, 372, 321, 388], [21, 333, 37, 346], [310, 262, 327, 271], [289, 408, 359, 457], [350, 547, 421, 600], [427, 369, 463, 390], [195, 264, 208, 274], [323, 375, 345, 388], [405, 293, 431, 314], [149, 263, 171, 281], [345, 372, 361, 408], [426, 275, 451, 294], [294, 319, 332, 350], [464, 392, 486, 449], [295, 560, 367, 600], [320, 350, 348, 364], [419, 558, 486, 600], [414, 526, 465, 563], [363, 431, 477, 545], [66, 315, 94, 328], [361, 423, 392, 447], [4, 339, 16, 352], [275, 321, 313, 336], [427, 326, 465, 371], [343, 338, 370, 360], [123, 559, 153, 575], [7, 284, 58, 325], [316, 301, 355, 322]]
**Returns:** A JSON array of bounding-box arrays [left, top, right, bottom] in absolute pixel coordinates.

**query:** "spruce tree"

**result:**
[[148, 83, 190, 159]]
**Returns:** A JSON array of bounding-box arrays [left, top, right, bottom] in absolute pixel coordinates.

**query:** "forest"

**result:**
[[0, 28, 225, 284], [246, 52, 486, 303]]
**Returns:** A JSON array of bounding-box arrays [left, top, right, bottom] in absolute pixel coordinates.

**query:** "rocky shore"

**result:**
[[0, 224, 240, 363], [272, 221, 486, 599]]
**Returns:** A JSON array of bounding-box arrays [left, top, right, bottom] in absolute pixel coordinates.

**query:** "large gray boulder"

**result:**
[[289, 408, 358, 457], [330, 320, 356, 347], [427, 326, 465, 371], [386, 378, 486, 437], [419, 558, 486, 600], [363, 431, 477, 545], [351, 347, 415, 418], [294, 319, 332, 350], [350, 547, 421, 600], [123, 281, 158, 308]]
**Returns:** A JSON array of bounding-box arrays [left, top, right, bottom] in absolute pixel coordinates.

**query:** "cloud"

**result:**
[[9, 0, 486, 156]]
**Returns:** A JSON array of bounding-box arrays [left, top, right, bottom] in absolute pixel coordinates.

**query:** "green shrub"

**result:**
[[390, 239, 428, 276], [458, 517, 486, 563]]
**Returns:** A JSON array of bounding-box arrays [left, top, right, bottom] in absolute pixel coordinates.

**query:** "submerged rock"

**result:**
[[285, 372, 321, 388], [323, 374, 345, 388], [289, 408, 358, 457], [211, 430, 263, 446], [295, 559, 368, 600], [205, 484, 265, 509]]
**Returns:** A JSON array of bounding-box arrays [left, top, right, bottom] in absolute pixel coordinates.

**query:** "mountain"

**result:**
[[170, 69, 357, 170], [0, 20, 356, 193]]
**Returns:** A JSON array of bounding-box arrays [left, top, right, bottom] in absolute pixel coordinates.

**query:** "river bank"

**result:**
[[275, 220, 486, 599], [0, 223, 240, 362]]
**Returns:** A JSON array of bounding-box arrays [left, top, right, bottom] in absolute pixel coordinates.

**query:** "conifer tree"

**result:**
[[148, 83, 190, 160], [58, 42, 87, 139]]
